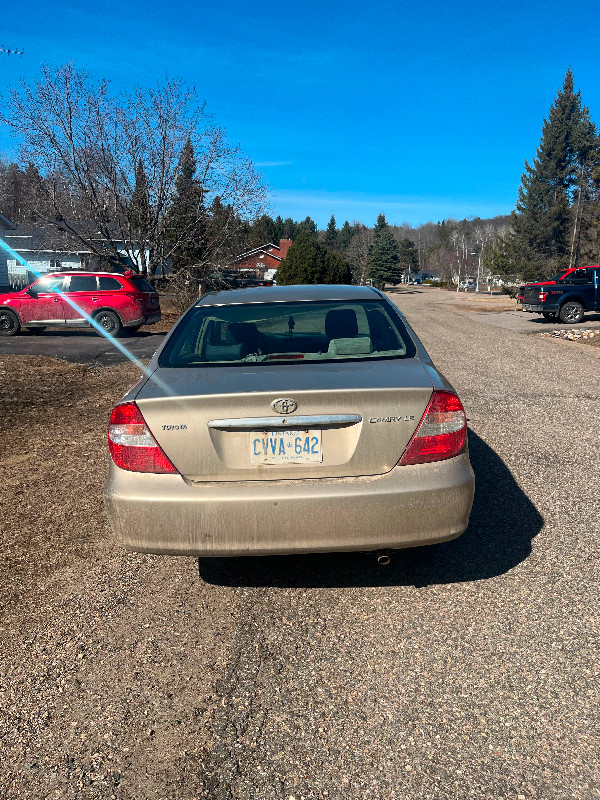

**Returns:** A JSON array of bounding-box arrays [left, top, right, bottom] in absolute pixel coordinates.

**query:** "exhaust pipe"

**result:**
[[376, 550, 391, 566]]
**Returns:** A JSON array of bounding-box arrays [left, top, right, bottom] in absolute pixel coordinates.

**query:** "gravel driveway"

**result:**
[[1, 289, 599, 799]]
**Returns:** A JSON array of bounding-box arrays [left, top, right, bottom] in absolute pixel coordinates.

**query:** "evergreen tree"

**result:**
[[298, 215, 317, 236], [21, 163, 45, 221], [250, 214, 278, 245], [165, 137, 205, 269], [282, 217, 296, 239], [276, 232, 352, 285], [367, 213, 400, 286], [130, 159, 150, 235], [2, 163, 24, 221], [323, 214, 338, 250], [273, 215, 285, 242], [512, 69, 600, 279], [338, 220, 355, 251], [397, 237, 419, 278]]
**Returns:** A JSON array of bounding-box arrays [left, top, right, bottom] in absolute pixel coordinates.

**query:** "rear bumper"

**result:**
[[523, 304, 543, 312], [124, 312, 161, 327], [104, 453, 475, 556]]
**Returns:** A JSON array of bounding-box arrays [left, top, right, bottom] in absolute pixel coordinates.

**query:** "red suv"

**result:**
[[0, 271, 161, 337]]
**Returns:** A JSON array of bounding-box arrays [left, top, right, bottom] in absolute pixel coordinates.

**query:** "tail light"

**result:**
[[108, 402, 177, 473], [398, 391, 467, 466], [539, 292, 548, 302]]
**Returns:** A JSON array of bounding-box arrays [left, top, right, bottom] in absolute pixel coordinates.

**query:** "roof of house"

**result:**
[[231, 239, 293, 266]]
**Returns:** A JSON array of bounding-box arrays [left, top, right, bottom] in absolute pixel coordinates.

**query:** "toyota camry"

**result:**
[[104, 284, 474, 556]]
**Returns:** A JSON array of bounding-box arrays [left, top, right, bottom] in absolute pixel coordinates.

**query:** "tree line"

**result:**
[[1, 61, 536, 289], [257, 211, 510, 287]]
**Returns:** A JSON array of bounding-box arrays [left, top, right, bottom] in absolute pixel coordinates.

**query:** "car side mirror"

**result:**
[[26, 287, 38, 298]]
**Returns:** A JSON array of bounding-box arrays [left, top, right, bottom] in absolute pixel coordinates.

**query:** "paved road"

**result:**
[[2, 290, 599, 799], [0, 327, 166, 366]]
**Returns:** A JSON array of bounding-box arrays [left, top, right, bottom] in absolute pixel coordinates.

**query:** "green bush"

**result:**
[[276, 234, 352, 285]]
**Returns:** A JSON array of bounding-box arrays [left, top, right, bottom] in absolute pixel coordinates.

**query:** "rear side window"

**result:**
[[159, 300, 416, 367], [99, 277, 123, 290], [128, 277, 155, 293], [68, 275, 98, 292]]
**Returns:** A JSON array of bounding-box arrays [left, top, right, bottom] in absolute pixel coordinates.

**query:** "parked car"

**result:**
[[104, 284, 475, 557], [0, 271, 161, 337], [458, 280, 476, 291]]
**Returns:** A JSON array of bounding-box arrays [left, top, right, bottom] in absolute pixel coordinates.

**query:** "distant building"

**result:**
[[229, 239, 293, 279]]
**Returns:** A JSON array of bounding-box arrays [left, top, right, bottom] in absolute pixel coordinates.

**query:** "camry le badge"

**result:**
[[272, 398, 298, 414]]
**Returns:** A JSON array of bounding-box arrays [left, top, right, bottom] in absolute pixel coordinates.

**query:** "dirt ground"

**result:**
[[0, 356, 140, 608], [0, 355, 236, 798]]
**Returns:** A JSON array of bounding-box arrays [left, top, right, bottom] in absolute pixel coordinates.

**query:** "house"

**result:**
[[228, 239, 293, 280], [0, 221, 154, 290]]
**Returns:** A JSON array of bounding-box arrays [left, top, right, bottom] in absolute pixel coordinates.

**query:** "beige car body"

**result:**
[[104, 285, 475, 556]]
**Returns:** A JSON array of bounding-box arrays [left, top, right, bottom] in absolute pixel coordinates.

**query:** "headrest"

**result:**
[[325, 308, 358, 339], [228, 322, 259, 344]]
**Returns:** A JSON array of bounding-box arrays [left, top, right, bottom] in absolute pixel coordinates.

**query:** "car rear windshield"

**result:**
[[128, 276, 156, 293], [159, 300, 416, 367]]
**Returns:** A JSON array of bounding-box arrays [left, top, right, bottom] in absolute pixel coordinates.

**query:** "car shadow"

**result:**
[[526, 312, 600, 325], [197, 430, 543, 589]]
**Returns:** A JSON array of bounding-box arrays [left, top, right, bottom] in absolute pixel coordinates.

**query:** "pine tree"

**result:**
[[367, 214, 400, 286], [273, 215, 284, 242], [21, 163, 45, 221], [130, 159, 150, 235], [276, 232, 352, 285], [282, 217, 296, 239], [250, 214, 278, 245], [323, 214, 338, 250], [165, 137, 205, 269], [512, 69, 600, 279], [338, 220, 355, 251], [397, 237, 419, 278], [2, 163, 24, 221], [298, 216, 317, 236]]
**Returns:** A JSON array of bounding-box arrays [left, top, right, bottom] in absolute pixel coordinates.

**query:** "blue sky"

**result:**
[[2, 0, 600, 228]]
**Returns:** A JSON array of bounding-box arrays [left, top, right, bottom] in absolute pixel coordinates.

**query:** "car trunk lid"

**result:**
[[134, 359, 434, 481]]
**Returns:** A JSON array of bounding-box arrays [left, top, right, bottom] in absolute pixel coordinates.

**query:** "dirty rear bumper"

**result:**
[[104, 453, 475, 556]]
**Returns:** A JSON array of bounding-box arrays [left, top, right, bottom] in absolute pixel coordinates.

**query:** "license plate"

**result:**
[[250, 430, 322, 465]]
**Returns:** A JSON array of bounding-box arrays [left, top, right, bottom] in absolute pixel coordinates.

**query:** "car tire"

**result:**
[[559, 301, 584, 324], [542, 312, 557, 321], [0, 308, 21, 336], [94, 310, 123, 337]]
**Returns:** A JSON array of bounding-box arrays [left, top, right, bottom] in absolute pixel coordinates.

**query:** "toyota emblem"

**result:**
[[271, 398, 298, 415]]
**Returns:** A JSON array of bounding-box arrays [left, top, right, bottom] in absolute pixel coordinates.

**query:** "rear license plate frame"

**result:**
[[250, 429, 323, 465]]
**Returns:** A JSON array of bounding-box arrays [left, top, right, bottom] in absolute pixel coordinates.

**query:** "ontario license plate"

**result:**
[[250, 430, 322, 465]]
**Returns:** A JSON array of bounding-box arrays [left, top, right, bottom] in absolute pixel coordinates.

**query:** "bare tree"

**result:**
[[344, 222, 372, 284], [1, 64, 267, 275]]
